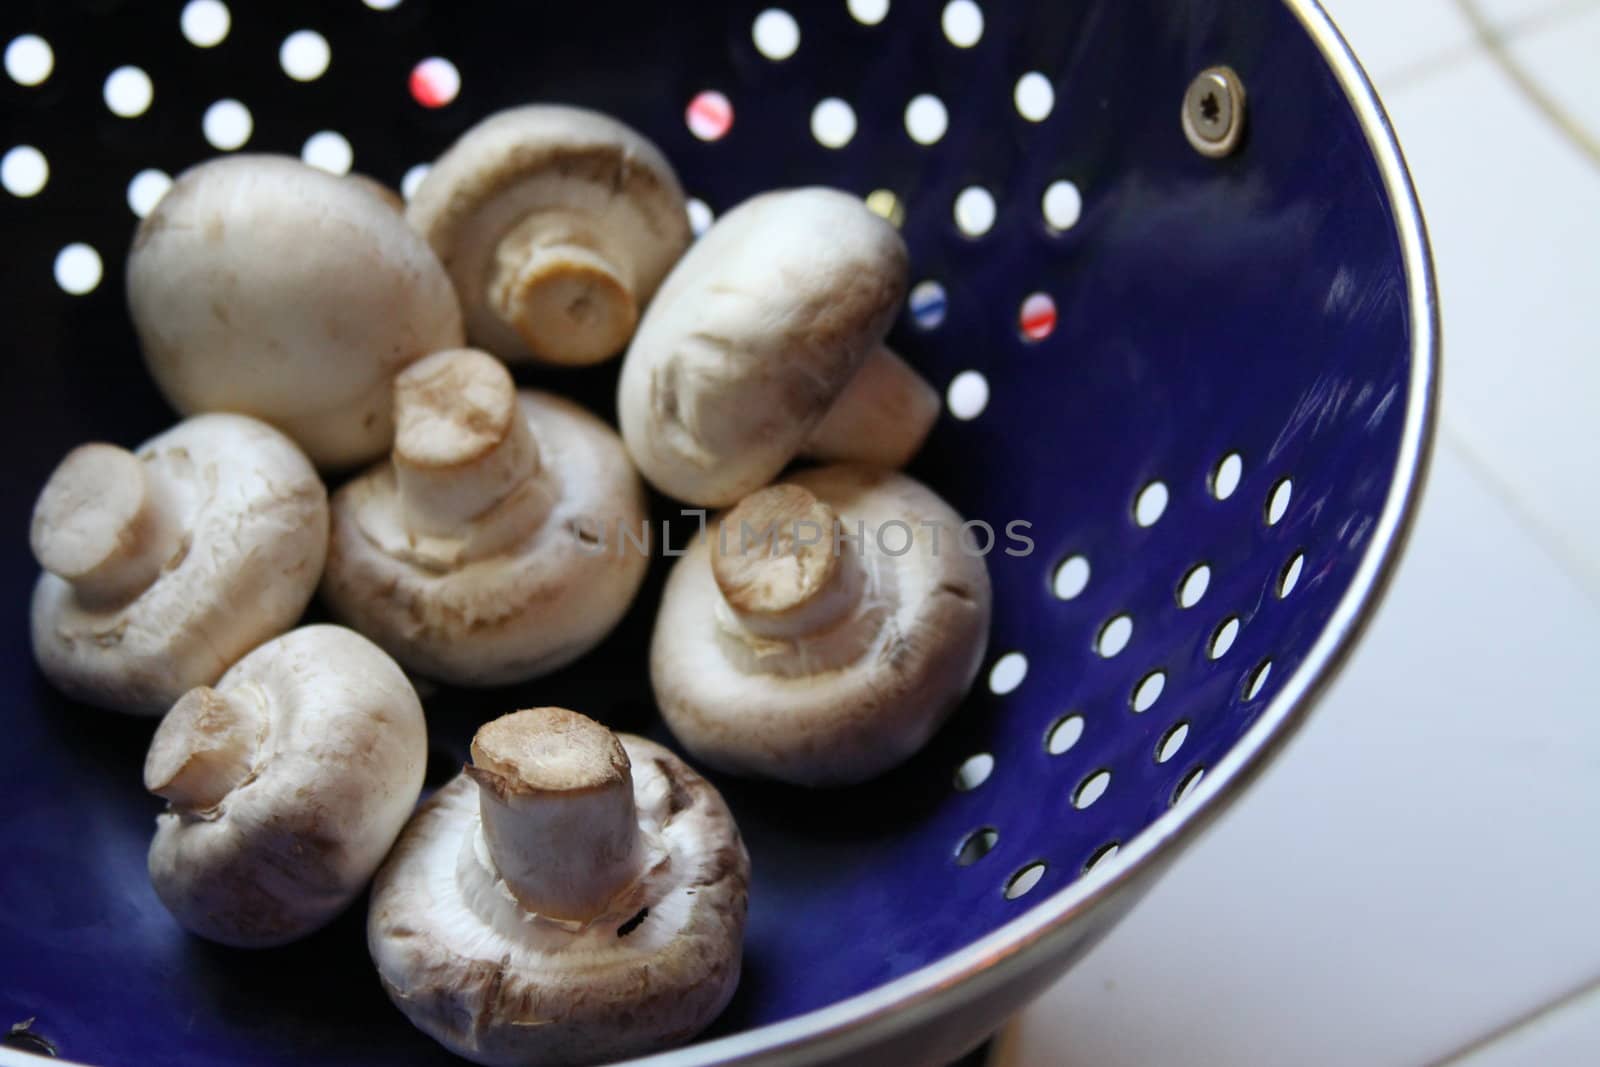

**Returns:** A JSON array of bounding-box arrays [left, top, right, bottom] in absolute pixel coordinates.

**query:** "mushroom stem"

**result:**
[[802, 346, 941, 469], [466, 708, 644, 923], [712, 485, 866, 641], [144, 684, 267, 813], [489, 215, 639, 366], [30, 443, 182, 607], [393, 349, 548, 541]]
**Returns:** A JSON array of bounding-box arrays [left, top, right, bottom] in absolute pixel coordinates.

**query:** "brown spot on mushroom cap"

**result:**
[[712, 484, 840, 619], [394, 349, 518, 470], [469, 707, 631, 798]]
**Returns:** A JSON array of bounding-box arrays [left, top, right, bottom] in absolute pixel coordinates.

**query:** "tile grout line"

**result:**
[[1448, 0, 1600, 167], [1436, 416, 1600, 613], [1424, 972, 1600, 1065]]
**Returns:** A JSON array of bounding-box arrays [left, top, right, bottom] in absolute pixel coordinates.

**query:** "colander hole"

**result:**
[[1133, 480, 1169, 526], [810, 98, 857, 149], [302, 131, 354, 175], [848, 0, 890, 25], [104, 67, 154, 119], [1072, 769, 1110, 809], [400, 164, 430, 200], [54, 244, 103, 296], [1212, 452, 1244, 499], [953, 753, 994, 791], [1014, 72, 1054, 122], [1266, 478, 1293, 525], [1156, 722, 1189, 764], [1042, 180, 1082, 232], [1045, 713, 1084, 755], [4, 35, 53, 87], [1172, 766, 1206, 806], [1178, 563, 1210, 608], [946, 370, 988, 420], [1084, 842, 1120, 873], [1096, 615, 1132, 658], [686, 91, 734, 141], [955, 827, 998, 867], [1209, 616, 1240, 659], [686, 198, 714, 236], [203, 99, 253, 151], [1245, 660, 1272, 701], [1019, 292, 1056, 341], [864, 189, 905, 228], [127, 170, 173, 218], [1278, 552, 1305, 597], [752, 9, 800, 60], [941, 0, 984, 48], [987, 652, 1026, 695], [1004, 861, 1046, 900], [909, 280, 947, 329], [1051, 554, 1089, 600], [1131, 670, 1166, 712], [2, 146, 48, 198], [953, 186, 996, 237], [181, 1, 231, 48], [363, 0, 404, 9], [905, 94, 949, 145], [410, 58, 461, 109], [280, 30, 331, 82]]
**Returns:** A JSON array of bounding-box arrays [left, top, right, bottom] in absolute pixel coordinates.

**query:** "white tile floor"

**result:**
[[995, 1, 1600, 1063]]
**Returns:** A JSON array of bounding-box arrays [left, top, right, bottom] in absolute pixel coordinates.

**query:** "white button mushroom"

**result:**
[[321, 348, 649, 685], [652, 465, 993, 786], [369, 707, 749, 1067], [127, 155, 465, 469], [616, 187, 941, 507], [407, 105, 692, 367], [146, 625, 427, 948], [30, 414, 328, 717]]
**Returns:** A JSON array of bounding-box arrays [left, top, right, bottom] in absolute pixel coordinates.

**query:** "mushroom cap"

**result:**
[[407, 105, 691, 364], [368, 733, 748, 1067], [127, 154, 464, 469], [652, 465, 992, 786], [322, 390, 649, 685], [147, 625, 427, 948], [617, 187, 909, 507], [31, 414, 328, 717]]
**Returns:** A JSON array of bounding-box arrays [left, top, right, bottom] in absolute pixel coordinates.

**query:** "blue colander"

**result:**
[[0, 0, 1436, 1064]]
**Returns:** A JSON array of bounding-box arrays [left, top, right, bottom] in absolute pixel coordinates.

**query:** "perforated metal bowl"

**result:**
[[0, 1, 1436, 1065]]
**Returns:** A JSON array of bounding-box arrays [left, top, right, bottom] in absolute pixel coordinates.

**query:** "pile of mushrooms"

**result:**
[[22, 94, 1006, 1067]]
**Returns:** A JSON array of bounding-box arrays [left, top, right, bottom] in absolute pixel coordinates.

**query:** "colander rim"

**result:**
[[0, 1, 1438, 1065]]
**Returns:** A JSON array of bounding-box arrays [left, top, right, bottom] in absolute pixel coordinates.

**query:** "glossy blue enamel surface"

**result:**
[[0, 1, 1413, 1063]]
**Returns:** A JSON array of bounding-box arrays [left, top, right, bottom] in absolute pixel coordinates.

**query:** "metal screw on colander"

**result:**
[[1182, 65, 1247, 158]]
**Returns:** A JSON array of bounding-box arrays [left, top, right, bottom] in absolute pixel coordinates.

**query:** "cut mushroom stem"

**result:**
[[30, 444, 181, 607], [393, 349, 549, 548], [144, 684, 265, 813], [712, 485, 866, 642], [465, 708, 645, 924], [489, 217, 638, 367], [803, 346, 941, 469]]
